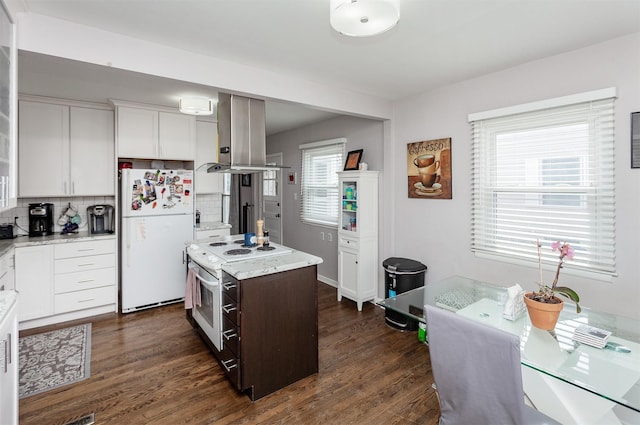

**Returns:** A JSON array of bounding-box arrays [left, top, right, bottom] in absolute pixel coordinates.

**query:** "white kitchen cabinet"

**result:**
[[195, 119, 223, 193], [0, 292, 18, 425], [18, 101, 69, 197], [115, 103, 196, 160], [15, 238, 117, 329], [53, 239, 116, 315], [18, 98, 115, 197], [15, 244, 54, 321], [69, 107, 115, 195], [337, 171, 379, 311]]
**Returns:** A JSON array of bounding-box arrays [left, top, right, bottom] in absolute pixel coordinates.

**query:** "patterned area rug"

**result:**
[[19, 323, 92, 398]]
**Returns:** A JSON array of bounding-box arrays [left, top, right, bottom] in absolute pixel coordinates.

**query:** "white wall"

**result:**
[[389, 33, 640, 319], [267, 115, 384, 283]]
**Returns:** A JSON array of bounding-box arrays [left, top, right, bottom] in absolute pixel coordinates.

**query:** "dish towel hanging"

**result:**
[[185, 267, 201, 309]]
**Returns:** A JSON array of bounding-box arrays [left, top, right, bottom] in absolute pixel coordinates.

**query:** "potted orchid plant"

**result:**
[[524, 240, 581, 330]]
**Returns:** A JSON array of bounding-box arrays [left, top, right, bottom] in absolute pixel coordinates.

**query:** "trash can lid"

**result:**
[[382, 257, 427, 272]]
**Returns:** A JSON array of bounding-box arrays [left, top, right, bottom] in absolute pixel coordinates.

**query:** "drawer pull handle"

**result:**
[[222, 329, 237, 340], [78, 298, 95, 303], [221, 359, 237, 372], [222, 282, 236, 290], [77, 279, 95, 284], [78, 263, 95, 267], [222, 304, 237, 314], [78, 249, 95, 252]]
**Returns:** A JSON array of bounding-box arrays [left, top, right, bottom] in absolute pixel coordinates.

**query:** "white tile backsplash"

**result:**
[[0, 196, 115, 235], [196, 193, 222, 223]]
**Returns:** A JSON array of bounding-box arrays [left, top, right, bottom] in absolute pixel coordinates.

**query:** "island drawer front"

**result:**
[[218, 346, 240, 390], [54, 239, 116, 259], [222, 292, 240, 325], [222, 315, 240, 355], [221, 277, 239, 302], [54, 285, 116, 314], [55, 253, 116, 274], [55, 268, 115, 293]]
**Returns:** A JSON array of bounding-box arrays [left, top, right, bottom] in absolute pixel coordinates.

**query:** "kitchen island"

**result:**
[[186, 236, 322, 400]]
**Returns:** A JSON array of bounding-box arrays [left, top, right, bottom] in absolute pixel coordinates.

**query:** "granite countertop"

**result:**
[[195, 222, 231, 231], [0, 290, 18, 325], [0, 231, 117, 257], [222, 250, 323, 280]]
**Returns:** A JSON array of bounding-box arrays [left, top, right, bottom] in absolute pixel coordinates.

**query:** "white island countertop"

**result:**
[[222, 249, 323, 280], [0, 290, 18, 325]]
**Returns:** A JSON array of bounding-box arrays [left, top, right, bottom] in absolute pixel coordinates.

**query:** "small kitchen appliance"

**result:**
[[87, 204, 115, 234], [28, 203, 54, 237], [0, 224, 13, 239]]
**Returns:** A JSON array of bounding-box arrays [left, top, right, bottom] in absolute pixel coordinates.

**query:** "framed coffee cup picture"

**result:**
[[407, 138, 452, 199]]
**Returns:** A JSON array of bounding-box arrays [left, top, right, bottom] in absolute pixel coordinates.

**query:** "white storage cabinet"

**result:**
[[115, 103, 196, 160], [337, 171, 379, 311], [18, 99, 114, 197]]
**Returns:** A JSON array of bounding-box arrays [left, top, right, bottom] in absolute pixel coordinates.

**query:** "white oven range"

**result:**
[[186, 236, 293, 352]]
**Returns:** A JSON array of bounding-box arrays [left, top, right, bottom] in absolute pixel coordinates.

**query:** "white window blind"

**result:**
[[299, 139, 345, 226], [470, 92, 616, 276]]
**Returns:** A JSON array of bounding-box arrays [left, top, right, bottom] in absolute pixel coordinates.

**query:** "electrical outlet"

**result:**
[[328, 233, 333, 242], [321, 232, 325, 240]]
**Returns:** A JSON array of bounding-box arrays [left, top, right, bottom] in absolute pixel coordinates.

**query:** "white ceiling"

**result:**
[[16, 0, 640, 134]]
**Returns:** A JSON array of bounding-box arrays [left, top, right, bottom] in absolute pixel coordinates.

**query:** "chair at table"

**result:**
[[424, 304, 560, 425]]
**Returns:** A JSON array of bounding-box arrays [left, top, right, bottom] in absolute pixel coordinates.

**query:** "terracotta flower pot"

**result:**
[[523, 292, 564, 330]]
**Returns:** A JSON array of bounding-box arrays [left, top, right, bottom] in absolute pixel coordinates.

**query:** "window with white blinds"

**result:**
[[469, 89, 616, 277], [299, 138, 345, 226]]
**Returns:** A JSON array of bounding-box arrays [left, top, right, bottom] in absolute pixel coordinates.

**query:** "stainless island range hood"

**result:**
[[198, 93, 287, 174]]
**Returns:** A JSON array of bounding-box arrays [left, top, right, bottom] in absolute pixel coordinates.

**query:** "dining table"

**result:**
[[379, 275, 640, 425]]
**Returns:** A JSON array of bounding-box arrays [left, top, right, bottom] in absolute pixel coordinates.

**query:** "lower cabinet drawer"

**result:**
[[196, 228, 231, 239], [218, 346, 240, 390], [55, 253, 116, 274], [54, 285, 116, 314], [222, 315, 240, 355], [55, 268, 116, 294]]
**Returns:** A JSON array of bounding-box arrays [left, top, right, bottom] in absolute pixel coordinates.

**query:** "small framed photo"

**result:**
[[287, 172, 297, 185], [343, 149, 363, 171], [241, 174, 251, 187]]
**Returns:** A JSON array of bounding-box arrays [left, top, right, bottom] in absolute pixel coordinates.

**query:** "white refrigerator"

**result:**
[[120, 168, 194, 313]]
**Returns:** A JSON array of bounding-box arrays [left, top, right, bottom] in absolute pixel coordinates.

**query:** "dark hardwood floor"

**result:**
[[19, 283, 440, 425]]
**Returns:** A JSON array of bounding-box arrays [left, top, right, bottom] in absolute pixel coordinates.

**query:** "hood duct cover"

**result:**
[[198, 93, 287, 174]]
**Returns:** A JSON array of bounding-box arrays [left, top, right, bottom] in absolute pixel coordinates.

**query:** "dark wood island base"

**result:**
[[189, 265, 319, 400]]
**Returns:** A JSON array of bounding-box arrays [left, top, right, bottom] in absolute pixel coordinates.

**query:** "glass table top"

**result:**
[[379, 275, 640, 413]]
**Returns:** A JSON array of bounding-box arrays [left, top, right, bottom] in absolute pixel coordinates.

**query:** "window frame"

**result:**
[[299, 138, 346, 227], [469, 88, 617, 279]]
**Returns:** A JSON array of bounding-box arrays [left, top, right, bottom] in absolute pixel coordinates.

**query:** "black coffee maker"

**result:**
[[29, 203, 54, 237]]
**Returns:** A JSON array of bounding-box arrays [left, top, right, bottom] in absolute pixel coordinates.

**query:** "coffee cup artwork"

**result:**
[[407, 138, 452, 199]]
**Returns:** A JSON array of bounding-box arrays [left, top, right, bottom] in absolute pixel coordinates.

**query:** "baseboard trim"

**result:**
[[317, 274, 337, 287]]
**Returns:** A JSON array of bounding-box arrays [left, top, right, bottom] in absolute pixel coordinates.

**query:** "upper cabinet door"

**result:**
[[70, 107, 115, 196], [18, 101, 69, 197], [158, 111, 196, 160], [195, 120, 222, 194], [116, 106, 158, 158]]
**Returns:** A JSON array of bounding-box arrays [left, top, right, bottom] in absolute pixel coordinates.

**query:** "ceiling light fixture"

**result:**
[[179, 97, 215, 115], [330, 0, 399, 37]]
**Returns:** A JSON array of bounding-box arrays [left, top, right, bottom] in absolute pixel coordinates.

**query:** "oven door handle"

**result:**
[[188, 263, 219, 286]]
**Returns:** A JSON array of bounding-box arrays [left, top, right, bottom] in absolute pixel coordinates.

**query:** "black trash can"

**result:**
[[383, 257, 427, 331]]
